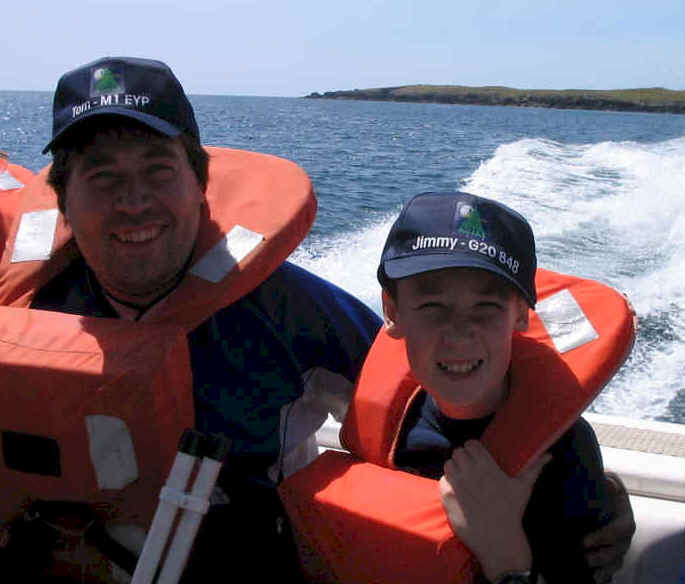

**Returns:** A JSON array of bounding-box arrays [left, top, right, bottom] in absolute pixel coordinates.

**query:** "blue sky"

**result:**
[[3, 0, 684, 96]]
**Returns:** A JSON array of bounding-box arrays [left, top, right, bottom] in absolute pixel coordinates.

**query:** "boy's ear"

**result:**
[[381, 289, 404, 339], [514, 297, 530, 332]]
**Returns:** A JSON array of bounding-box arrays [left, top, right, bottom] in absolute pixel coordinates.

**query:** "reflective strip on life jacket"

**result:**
[[0, 162, 35, 259], [0, 165, 30, 192], [279, 268, 636, 584], [11, 208, 59, 262]]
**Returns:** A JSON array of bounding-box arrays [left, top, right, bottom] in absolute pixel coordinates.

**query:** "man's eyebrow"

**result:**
[[79, 151, 116, 172], [139, 143, 181, 160], [78, 143, 181, 171]]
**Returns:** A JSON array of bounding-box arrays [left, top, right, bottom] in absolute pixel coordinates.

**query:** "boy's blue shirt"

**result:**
[[395, 391, 610, 583]]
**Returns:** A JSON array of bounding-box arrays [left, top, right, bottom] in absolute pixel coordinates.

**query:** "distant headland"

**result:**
[[305, 85, 685, 114]]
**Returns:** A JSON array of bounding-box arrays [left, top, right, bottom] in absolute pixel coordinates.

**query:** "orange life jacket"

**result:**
[[278, 268, 636, 583], [0, 146, 316, 331], [0, 161, 34, 258], [0, 147, 315, 526]]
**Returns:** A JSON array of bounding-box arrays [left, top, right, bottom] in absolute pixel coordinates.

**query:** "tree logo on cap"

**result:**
[[91, 67, 124, 95], [456, 203, 485, 239]]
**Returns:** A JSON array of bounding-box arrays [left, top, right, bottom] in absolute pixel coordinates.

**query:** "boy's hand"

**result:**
[[439, 440, 551, 582], [582, 472, 636, 584]]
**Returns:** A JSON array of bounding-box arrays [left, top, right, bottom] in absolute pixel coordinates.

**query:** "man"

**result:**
[[0, 57, 634, 582]]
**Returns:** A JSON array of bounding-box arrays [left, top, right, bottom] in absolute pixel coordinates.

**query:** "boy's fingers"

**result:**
[[520, 453, 553, 484], [584, 543, 625, 569], [445, 449, 463, 476], [591, 566, 617, 584], [582, 509, 634, 551], [463, 439, 500, 470], [443, 459, 456, 483], [449, 442, 482, 470], [462, 439, 488, 457], [438, 474, 451, 497]]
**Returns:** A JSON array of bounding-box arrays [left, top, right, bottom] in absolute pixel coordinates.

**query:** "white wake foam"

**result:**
[[292, 134, 685, 421]]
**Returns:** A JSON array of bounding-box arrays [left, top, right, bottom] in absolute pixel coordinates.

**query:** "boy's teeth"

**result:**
[[438, 360, 482, 374]]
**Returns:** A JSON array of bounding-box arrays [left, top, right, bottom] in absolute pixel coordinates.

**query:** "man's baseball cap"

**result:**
[[43, 56, 200, 153], [378, 191, 537, 306]]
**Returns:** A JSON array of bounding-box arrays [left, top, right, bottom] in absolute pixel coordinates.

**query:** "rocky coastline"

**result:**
[[305, 85, 685, 114]]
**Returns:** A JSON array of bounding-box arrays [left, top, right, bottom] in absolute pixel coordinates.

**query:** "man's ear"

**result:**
[[514, 298, 530, 332], [382, 289, 404, 339], [62, 197, 71, 226]]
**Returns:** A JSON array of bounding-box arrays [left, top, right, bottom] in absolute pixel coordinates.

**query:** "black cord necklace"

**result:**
[[85, 249, 195, 321]]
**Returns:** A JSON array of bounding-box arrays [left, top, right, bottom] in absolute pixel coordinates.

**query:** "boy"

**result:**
[[378, 191, 609, 583]]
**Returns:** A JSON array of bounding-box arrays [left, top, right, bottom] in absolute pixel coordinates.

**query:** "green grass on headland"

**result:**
[[306, 85, 685, 114]]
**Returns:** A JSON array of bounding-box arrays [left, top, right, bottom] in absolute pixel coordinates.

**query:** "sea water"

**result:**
[[2, 92, 685, 424]]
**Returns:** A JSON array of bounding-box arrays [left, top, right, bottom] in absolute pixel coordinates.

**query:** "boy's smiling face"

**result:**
[[383, 268, 529, 419]]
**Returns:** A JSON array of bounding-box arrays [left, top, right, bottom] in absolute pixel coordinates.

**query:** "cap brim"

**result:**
[[383, 253, 536, 307], [42, 108, 183, 154]]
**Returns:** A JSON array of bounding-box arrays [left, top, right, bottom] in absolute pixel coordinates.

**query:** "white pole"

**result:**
[[130, 431, 203, 584], [156, 456, 223, 584]]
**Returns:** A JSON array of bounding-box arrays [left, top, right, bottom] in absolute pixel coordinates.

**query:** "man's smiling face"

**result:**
[[64, 129, 205, 306]]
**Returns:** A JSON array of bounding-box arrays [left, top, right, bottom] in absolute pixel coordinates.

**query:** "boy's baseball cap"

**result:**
[[378, 191, 537, 306], [43, 56, 200, 153]]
